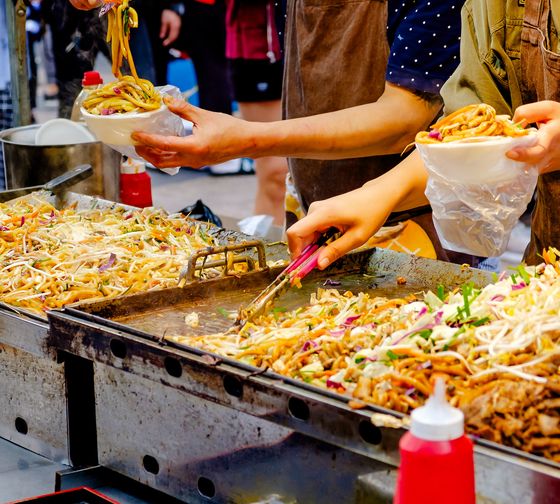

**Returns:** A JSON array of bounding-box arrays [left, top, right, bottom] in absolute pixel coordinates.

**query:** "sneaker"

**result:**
[[208, 158, 255, 176]]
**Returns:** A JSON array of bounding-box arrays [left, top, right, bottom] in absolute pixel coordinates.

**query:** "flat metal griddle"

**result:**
[[48, 248, 560, 501]]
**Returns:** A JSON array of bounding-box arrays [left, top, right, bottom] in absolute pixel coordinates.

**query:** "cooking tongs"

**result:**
[[236, 228, 340, 326], [0, 164, 93, 203]]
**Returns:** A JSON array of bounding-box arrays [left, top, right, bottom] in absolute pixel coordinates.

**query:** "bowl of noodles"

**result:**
[[415, 103, 537, 184], [414, 104, 539, 257], [81, 77, 171, 146]]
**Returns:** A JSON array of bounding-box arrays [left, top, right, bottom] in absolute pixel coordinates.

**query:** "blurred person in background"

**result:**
[[44, 0, 110, 117], [26, 0, 43, 109], [41, 21, 59, 100], [25, 0, 58, 105], [178, 0, 255, 176], [224, 0, 288, 224], [127, 1, 183, 86]]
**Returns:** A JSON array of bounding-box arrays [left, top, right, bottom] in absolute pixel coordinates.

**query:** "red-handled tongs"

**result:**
[[235, 228, 340, 327]]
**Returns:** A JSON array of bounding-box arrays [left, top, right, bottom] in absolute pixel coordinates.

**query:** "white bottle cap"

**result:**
[[410, 379, 464, 441], [121, 157, 146, 174]]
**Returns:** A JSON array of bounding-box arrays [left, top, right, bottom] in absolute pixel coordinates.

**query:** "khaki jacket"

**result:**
[[441, 0, 560, 116]]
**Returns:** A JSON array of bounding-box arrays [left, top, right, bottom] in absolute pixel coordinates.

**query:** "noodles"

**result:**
[[415, 103, 532, 144], [170, 257, 560, 461], [0, 194, 219, 315], [82, 76, 161, 115], [82, 0, 161, 115]]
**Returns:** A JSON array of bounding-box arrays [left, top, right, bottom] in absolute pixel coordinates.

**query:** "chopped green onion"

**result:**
[[515, 264, 531, 285], [414, 329, 433, 340], [386, 350, 406, 361], [471, 316, 490, 327]]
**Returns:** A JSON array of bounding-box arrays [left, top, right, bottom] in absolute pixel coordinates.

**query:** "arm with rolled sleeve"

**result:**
[[134, 0, 467, 168], [440, 0, 523, 116]]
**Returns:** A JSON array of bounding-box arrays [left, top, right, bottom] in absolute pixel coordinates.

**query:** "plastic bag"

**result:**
[[83, 85, 184, 175], [238, 214, 274, 237], [416, 135, 538, 257], [179, 199, 222, 227]]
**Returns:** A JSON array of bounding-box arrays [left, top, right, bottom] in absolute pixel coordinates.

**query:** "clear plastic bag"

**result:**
[[416, 135, 538, 257], [83, 85, 184, 174]]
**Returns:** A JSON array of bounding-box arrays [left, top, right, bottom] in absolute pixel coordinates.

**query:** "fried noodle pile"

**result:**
[[415, 103, 532, 143], [173, 255, 560, 461], [0, 194, 217, 315]]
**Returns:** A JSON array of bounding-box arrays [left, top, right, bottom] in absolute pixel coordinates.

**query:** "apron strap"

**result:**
[[522, 0, 550, 44]]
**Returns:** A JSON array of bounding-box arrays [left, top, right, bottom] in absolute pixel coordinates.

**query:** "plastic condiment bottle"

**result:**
[[119, 157, 153, 208], [70, 71, 104, 121], [394, 379, 475, 504]]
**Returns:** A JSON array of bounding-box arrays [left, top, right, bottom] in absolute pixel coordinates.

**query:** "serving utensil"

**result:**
[[0, 163, 93, 202], [236, 228, 340, 326]]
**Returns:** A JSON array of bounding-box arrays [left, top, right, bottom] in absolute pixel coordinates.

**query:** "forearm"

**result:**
[[246, 84, 441, 160], [363, 149, 429, 212]]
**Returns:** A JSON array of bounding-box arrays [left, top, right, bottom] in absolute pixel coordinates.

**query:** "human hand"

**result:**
[[68, 0, 100, 10], [286, 186, 393, 269], [507, 100, 560, 174], [160, 9, 181, 47], [132, 97, 253, 168]]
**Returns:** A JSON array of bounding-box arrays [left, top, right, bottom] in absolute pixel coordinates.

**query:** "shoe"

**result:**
[[43, 83, 59, 101], [43, 92, 59, 101], [208, 158, 255, 176]]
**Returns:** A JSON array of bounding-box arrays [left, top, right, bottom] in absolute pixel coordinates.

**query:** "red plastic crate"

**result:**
[[8, 486, 119, 504]]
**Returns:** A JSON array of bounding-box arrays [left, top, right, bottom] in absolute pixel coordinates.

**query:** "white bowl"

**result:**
[[416, 133, 538, 185], [81, 105, 169, 146], [35, 118, 96, 145]]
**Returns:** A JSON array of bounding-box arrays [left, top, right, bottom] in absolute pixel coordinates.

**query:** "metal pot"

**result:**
[[0, 124, 121, 201]]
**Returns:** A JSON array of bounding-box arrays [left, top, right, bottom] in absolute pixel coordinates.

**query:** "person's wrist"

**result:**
[[166, 3, 185, 16], [241, 120, 279, 159], [252, 120, 293, 158]]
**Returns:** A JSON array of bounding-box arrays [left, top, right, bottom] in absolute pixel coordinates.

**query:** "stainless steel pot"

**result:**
[[0, 125, 121, 201]]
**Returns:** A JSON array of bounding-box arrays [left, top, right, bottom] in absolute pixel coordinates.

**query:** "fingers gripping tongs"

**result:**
[[235, 228, 340, 327]]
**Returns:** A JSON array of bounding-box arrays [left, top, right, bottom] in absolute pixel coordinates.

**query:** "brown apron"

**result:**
[[282, 0, 478, 264], [520, 0, 560, 264]]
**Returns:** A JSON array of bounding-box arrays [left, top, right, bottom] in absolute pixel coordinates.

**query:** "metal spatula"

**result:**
[[0, 164, 93, 203]]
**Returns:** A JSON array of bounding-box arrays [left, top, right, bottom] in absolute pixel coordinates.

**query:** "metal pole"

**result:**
[[6, 0, 32, 126]]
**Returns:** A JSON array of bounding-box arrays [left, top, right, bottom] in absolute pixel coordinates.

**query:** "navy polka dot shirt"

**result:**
[[386, 0, 464, 95]]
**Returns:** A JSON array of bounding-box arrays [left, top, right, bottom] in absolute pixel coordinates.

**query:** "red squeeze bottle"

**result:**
[[119, 158, 153, 208], [394, 379, 475, 504]]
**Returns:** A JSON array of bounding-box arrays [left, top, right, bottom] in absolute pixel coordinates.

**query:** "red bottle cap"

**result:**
[[82, 71, 103, 86]]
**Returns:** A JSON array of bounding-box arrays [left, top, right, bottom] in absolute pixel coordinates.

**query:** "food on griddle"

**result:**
[[184, 312, 200, 328], [82, 0, 161, 115], [172, 254, 560, 461], [415, 103, 532, 143], [0, 195, 218, 315]]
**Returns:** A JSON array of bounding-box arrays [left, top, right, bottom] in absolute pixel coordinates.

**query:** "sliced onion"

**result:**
[[99, 253, 117, 272]]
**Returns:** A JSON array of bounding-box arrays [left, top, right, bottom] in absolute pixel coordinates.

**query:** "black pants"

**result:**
[[177, 0, 232, 114]]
